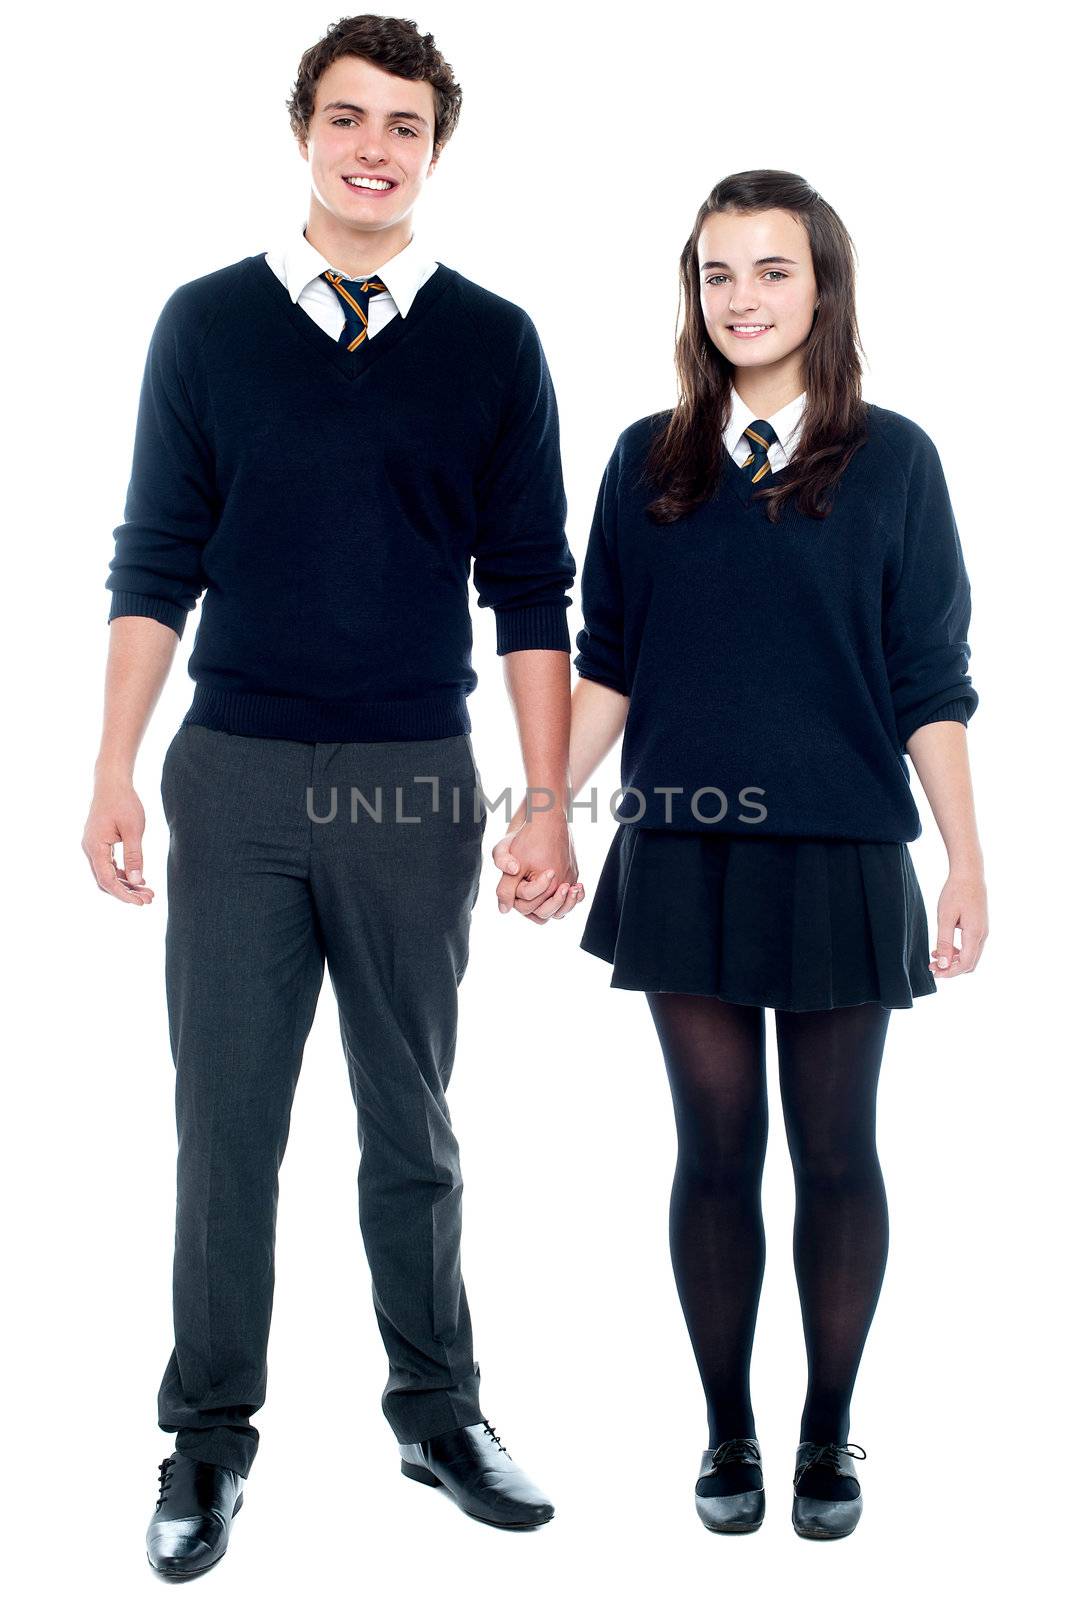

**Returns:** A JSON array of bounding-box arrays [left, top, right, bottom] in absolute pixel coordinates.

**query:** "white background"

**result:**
[[3, 0, 1060, 1594]]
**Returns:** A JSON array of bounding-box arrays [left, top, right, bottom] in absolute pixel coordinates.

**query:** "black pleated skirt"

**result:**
[[579, 827, 938, 1012]]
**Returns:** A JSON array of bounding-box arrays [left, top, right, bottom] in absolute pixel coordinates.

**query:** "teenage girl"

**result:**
[[491, 169, 987, 1539]]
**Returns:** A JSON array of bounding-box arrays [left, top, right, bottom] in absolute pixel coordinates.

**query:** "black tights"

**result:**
[[646, 992, 891, 1454]]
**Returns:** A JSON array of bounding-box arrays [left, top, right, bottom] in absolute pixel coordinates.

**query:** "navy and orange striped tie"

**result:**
[[320, 270, 387, 352], [740, 419, 778, 484]]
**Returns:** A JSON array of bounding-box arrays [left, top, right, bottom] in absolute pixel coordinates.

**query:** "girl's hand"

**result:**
[[928, 869, 988, 977]]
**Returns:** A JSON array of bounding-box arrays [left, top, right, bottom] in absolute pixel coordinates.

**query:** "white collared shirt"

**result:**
[[724, 387, 807, 472], [264, 225, 439, 341]]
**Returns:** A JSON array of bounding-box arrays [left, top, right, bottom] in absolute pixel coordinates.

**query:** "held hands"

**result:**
[[82, 775, 155, 906], [927, 868, 988, 978], [492, 803, 585, 925]]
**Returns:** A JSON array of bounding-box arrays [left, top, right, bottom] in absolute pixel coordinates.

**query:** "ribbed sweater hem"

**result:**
[[183, 683, 472, 744]]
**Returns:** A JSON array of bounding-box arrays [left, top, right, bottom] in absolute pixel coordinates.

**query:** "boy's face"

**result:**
[[299, 56, 439, 236]]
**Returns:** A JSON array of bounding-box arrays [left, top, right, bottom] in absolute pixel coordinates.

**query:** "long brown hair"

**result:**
[[644, 170, 868, 524]]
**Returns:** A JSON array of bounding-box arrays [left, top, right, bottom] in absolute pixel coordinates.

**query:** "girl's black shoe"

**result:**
[[695, 1437, 765, 1533], [792, 1441, 867, 1539]]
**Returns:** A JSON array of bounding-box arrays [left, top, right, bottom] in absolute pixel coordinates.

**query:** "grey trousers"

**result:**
[[156, 722, 488, 1477]]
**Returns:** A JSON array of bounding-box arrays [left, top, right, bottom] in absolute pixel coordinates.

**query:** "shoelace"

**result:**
[[155, 1454, 175, 1511], [708, 1437, 761, 1471], [794, 1441, 867, 1490], [482, 1421, 509, 1455]]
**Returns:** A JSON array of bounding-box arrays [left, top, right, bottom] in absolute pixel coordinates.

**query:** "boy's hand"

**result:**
[[82, 778, 155, 905]]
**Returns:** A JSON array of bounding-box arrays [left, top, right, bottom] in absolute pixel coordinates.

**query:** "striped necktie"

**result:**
[[740, 419, 779, 484], [320, 270, 388, 352]]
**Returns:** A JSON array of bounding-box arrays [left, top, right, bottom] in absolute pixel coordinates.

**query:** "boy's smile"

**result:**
[[299, 55, 439, 265]]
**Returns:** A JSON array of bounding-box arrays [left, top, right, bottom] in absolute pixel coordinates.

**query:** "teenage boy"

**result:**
[[83, 15, 579, 1575]]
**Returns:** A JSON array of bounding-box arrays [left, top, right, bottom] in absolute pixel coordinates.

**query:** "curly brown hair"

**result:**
[[286, 13, 463, 156]]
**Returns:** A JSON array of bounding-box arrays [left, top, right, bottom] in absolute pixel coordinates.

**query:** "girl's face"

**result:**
[[697, 208, 818, 378]]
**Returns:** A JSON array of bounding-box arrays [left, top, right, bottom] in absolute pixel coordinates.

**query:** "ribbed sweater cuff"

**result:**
[[898, 698, 972, 748], [575, 664, 629, 696], [915, 698, 971, 729], [495, 603, 572, 656], [108, 591, 190, 638]]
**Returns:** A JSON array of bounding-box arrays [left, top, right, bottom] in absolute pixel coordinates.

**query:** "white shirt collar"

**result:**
[[272, 225, 437, 318], [724, 387, 807, 464]]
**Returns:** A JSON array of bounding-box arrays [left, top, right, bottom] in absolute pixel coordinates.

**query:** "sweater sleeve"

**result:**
[[105, 292, 219, 638], [573, 441, 628, 695], [882, 428, 978, 751], [470, 311, 576, 654]]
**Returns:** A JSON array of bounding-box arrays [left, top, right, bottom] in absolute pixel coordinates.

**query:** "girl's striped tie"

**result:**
[[740, 419, 779, 484], [320, 270, 388, 351]]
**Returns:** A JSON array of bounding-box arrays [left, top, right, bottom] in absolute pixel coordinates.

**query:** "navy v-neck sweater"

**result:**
[[106, 252, 576, 742], [573, 407, 978, 842]]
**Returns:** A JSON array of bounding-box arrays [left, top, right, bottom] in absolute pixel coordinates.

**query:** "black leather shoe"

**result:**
[[399, 1420, 554, 1529], [694, 1438, 765, 1533], [792, 1441, 867, 1539], [146, 1451, 245, 1575]]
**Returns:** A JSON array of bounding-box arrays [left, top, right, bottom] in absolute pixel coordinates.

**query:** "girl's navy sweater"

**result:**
[[105, 253, 575, 743], [573, 407, 978, 842]]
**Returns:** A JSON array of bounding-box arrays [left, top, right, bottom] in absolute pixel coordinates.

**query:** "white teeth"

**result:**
[[344, 176, 393, 190], [731, 324, 769, 331]]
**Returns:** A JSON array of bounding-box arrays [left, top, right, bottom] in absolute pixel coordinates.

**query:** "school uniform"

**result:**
[[105, 227, 575, 1475], [575, 390, 978, 1011]]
